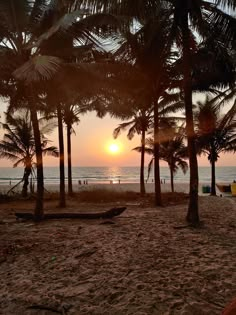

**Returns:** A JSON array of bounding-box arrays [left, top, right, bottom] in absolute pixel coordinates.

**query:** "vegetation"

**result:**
[[134, 122, 188, 193], [0, 111, 58, 197], [195, 97, 236, 195], [113, 105, 152, 195], [0, 0, 235, 224]]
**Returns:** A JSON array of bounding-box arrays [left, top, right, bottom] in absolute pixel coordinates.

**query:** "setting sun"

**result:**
[[108, 143, 120, 154]]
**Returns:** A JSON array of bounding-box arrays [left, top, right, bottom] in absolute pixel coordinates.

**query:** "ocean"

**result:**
[[0, 166, 235, 186]]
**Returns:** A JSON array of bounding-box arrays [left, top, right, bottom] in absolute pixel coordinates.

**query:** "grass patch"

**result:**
[[161, 192, 189, 206], [143, 192, 189, 207], [0, 192, 22, 203], [0, 189, 189, 207], [75, 189, 188, 205]]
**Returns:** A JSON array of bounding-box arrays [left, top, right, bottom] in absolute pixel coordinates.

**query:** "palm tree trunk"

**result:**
[[211, 159, 216, 196], [170, 165, 174, 193], [182, 12, 199, 224], [67, 123, 73, 195], [30, 106, 44, 219], [22, 166, 31, 197], [154, 101, 162, 206], [140, 130, 146, 195], [57, 103, 66, 207]]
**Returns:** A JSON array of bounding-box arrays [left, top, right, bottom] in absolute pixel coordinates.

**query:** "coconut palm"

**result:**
[[159, 136, 188, 193], [113, 106, 152, 195], [63, 99, 95, 196], [0, 0, 118, 216], [81, 0, 236, 223], [0, 110, 58, 197], [162, 0, 236, 223], [195, 97, 236, 195], [111, 18, 182, 205], [63, 104, 80, 195], [134, 121, 188, 193], [0, 1, 67, 217], [49, 55, 115, 200]]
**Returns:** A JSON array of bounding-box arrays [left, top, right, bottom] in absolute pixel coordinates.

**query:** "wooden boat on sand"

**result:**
[[216, 184, 231, 193]]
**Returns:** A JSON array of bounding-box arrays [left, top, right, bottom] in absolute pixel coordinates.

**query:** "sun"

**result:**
[[108, 143, 120, 154]]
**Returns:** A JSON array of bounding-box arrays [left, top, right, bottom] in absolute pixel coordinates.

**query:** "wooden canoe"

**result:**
[[15, 207, 127, 221], [216, 184, 231, 193]]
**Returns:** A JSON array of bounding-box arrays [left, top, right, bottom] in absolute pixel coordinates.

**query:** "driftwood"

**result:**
[[15, 207, 126, 221]]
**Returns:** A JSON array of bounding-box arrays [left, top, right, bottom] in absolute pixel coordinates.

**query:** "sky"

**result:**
[[0, 99, 235, 168]]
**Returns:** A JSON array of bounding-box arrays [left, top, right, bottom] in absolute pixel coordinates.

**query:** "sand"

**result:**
[[0, 190, 236, 314], [0, 181, 224, 196]]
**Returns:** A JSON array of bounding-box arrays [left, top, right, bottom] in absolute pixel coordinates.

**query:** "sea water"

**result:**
[[0, 166, 235, 186]]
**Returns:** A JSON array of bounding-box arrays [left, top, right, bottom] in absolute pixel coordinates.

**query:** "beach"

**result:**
[[0, 181, 228, 196], [0, 188, 236, 314]]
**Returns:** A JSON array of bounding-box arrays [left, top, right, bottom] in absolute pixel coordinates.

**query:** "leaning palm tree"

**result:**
[[0, 110, 59, 197], [195, 97, 236, 195]]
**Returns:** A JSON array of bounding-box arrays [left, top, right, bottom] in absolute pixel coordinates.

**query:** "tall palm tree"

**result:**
[[81, 0, 236, 223], [113, 15, 179, 206], [49, 57, 114, 201], [195, 97, 236, 195], [0, 1, 65, 217], [0, 0, 117, 216], [165, 0, 235, 223], [0, 110, 58, 197], [41, 2, 120, 206], [63, 104, 80, 195], [13, 57, 61, 217], [113, 107, 152, 195]]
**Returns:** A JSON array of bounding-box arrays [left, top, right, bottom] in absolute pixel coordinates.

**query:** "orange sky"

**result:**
[[0, 101, 235, 167]]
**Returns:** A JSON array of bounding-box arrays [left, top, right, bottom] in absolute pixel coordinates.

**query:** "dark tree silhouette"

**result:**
[[0, 110, 58, 196], [195, 97, 236, 195]]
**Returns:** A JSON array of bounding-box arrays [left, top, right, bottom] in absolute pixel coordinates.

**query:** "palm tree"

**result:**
[[0, 1, 66, 217], [0, 0, 117, 216], [110, 18, 182, 205], [83, 0, 236, 223], [195, 97, 236, 195], [40, 3, 120, 206], [159, 136, 188, 193], [13, 57, 61, 217], [0, 110, 58, 197], [49, 57, 114, 201], [63, 104, 80, 195], [113, 107, 152, 195], [134, 121, 188, 193]]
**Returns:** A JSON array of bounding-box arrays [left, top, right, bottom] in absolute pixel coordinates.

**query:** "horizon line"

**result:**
[[0, 165, 236, 168]]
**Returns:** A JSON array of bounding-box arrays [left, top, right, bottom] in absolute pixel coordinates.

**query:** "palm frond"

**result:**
[[42, 146, 59, 157], [13, 55, 62, 83], [147, 157, 154, 182], [113, 121, 134, 139]]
